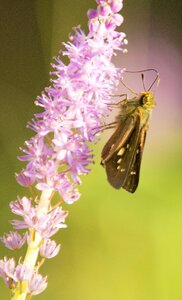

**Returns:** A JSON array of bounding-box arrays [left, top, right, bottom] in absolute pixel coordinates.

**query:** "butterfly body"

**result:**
[[101, 91, 155, 193]]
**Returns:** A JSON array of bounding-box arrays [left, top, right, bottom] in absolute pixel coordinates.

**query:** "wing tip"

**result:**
[[108, 177, 138, 193]]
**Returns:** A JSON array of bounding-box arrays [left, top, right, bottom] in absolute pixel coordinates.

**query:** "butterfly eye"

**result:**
[[140, 94, 147, 105]]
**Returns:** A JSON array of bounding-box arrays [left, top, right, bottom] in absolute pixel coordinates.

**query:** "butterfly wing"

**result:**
[[121, 124, 147, 192], [101, 115, 136, 164], [101, 114, 148, 193]]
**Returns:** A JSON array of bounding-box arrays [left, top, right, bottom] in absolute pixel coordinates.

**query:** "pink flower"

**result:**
[[14, 264, 32, 282], [28, 273, 48, 295], [9, 196, 32, 216], [40, 239, 61, 259], [0, 257, 16, 288], [0, 232, 26, 250], [15, 170, 35, 187]]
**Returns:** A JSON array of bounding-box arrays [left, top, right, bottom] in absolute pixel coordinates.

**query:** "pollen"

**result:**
[[136, 149, 139, 154], [117, 166, 121, 170], [120, 168, 125, 172], [131, 171, 136, 175], [126, 144, 130, 148], [117, 158, 122, 164], [117, 147, 125, 156]]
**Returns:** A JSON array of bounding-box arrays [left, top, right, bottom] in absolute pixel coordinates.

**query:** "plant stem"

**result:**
[[11, 189, 53, 300]]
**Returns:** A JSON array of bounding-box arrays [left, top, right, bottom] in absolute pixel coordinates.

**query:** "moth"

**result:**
[[101, 71, 158, 193]]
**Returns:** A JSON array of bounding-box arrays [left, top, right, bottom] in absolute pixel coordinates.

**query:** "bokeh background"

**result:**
[[0, 1, 182, 299]]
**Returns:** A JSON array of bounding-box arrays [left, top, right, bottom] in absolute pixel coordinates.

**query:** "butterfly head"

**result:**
[[140, 91, 155, 110]]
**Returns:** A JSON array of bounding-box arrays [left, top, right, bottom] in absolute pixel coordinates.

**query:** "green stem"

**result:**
[[11, 189, 53, 300]]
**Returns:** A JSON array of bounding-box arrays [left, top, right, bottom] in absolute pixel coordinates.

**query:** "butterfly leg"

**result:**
[[108, 94, 127, 108], [93, 122, 117, 135]]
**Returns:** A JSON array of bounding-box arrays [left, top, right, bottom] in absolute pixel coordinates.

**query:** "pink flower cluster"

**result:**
[[16, 0, 127, 204], [0, 257, 47, 295], [0, 196, 66, 294], [10, 196, 67, 237], [0, 0, 127, 297]]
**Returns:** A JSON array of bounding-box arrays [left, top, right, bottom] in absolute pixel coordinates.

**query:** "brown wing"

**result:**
[[122, 125, 147, 193], [101, 115, 136, 164], [102, 114, 148, 192]]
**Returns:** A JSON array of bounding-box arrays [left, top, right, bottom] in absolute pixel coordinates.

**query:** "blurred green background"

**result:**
[[0, 0, 182, 299]]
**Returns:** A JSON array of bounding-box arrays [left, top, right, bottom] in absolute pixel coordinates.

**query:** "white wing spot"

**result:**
[[117, 165, 121, 170], [120, 168, 125, 172], [117, 147, 125, 156], [131, 171, 136, 175], [117, 158, 122, 164]]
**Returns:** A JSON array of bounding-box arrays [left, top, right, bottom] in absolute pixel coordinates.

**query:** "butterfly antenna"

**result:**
[[141, 73, 147, 91], [147, 71, 160, 91], [125, 68, 159, 91]]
